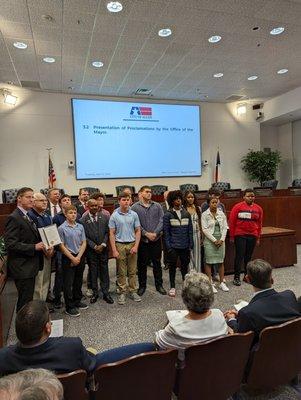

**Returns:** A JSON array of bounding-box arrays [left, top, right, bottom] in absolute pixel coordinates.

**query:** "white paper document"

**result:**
[[234, 300, 249, 311], [50, 319, 64, 337], [38, 224, 61, 249]]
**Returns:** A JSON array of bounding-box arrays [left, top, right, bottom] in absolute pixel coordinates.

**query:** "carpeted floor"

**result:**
[[7, 246, 301, 399]]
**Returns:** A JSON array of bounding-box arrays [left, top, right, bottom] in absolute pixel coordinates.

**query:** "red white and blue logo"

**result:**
[[130, 106, 152, 118]]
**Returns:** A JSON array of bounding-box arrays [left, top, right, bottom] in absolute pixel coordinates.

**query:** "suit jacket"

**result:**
[[79, 212, 109, 254], [74, 201, 86, 217], [0, 337, 96, 376], [228, 288, 301, 342], [4, 208, 43, 279]]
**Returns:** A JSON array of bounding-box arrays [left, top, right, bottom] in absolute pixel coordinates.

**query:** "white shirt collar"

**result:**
[[252, 287, 273, 299]]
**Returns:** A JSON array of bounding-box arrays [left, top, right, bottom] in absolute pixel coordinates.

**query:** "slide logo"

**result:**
[[130, 106, 152, 119]]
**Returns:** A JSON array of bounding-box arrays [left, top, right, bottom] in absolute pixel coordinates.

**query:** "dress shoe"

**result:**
[[233, 278, 241, 286], [90, 294, 99, 304], [137, 287, 146, 296], [103, 294, 114, 304], [156, 286, 167, 295]]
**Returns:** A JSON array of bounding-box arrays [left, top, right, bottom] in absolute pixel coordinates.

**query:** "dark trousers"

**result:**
[[62, 254, 85, 311], [53, 252, 63, 301], [234, 235, 257, 278], [137, 240, 163, 289], [15, 277, 36, 312], [86, 250, 110, 296], [168, 248, 190, 288]]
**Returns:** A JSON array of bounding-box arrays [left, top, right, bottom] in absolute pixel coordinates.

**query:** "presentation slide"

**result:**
[[71, 99, 201, 179]]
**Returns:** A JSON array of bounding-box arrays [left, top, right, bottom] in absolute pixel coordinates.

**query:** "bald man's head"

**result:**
[[33, 193, 48, 213]]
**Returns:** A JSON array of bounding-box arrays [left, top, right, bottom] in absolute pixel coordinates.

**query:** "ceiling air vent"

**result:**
[[21, 81, 41, 89], [134, 88, 152, 96], [226, 94, 246, 102]]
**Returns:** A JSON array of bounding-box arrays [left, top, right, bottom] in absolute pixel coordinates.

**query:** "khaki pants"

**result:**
[[116, 242, 138, 293], [34, 256, 51, 301]]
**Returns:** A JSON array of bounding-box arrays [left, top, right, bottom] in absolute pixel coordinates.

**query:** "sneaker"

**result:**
[[77, 302, 88, 310], [65, 308, 80, 317], [219, 282, 229, 292], [118, 293, 126, 305], [168, 288, 176, 297], [53, 300, 62, 309], [233, 278, 241, 286], [129, 292, 142, 302], [85, 289, 93, 298], [211, 284, 218, 294]]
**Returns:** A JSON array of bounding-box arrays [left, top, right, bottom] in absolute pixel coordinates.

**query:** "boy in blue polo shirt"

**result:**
[[109, 192, 141, 305], [58, 205, 87, 317]]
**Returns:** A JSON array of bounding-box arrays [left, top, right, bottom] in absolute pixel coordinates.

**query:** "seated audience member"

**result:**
[[163, 190, 193, 297], [224, 259, 301, 343], [155, 271, 229, 360], [200, 188, 226, 213], [0, 368, 63, 400], [201, 197, 229, 293], [58, 205, 87, 317], [0, 301, 156, 376], [46, 188, 61, 217], [28, 193, 54, 302], [74, 188, 90, 217], [80, 199, 113, 305]]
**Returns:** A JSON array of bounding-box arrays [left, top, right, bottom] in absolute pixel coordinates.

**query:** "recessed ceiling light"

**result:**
[[43, 57, 55, 63], [248, 75, 258, 80], [277, 68, 288, 74], [92, 61, 104, 68], [208, 35, 221, 43], [13, 41, 27, 49], [213, 72, 223, 78], [158, 28, 172, 37], [107, 1, 123, 12], [270, 26, 285, 35]]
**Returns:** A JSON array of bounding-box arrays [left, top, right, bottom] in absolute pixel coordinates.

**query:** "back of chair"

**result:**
[[115, 185, 136, 196], [177, 332, 254, 400], [261, 179, 278, 189], [56, 369, 89, 400], [246, 317, 301, 390], [2, 188, 19, 203], [179, 183, 199, 192], [292, 178, 301, 188], [40, 188, 65, 197], [150, 185, 168, 195], [211, 182, 230, 191], [84, 187, 99, 195], [94, 349, 177, 400]]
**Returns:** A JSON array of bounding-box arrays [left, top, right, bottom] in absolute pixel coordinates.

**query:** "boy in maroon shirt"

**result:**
[[229, 188, 263, 286]]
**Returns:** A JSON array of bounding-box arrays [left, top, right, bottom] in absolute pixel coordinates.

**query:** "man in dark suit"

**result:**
[[74, 188, 89, 217], [224, 259, 300, 343], [80, 199, 113, 304], [4, 187, 45, 311], [45, 188, 61, 218]]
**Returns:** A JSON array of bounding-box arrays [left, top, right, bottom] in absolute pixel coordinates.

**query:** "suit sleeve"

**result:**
[[228, 309, 254, 333], [80, 219, 97, 249], [78, 340, 96, 373], [4, 215, 35, 256], [102, 217, 109, 245]]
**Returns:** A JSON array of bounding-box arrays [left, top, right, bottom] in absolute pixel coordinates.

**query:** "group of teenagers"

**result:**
[[4, 184, 263, 318]]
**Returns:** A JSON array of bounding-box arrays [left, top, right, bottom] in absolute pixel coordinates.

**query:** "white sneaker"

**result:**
[[211, 284, 218, 294], [219, 282, 229, 292], [85, 289, 93, 298]]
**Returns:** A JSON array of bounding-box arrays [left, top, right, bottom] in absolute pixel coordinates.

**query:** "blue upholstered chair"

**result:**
[[292, 179, 301, 188], [115, 185, 136, 196], [261, 180, 278, 189], [211, 182, 231, 191], [150, 185, 168, 195], [2, 188, 20, 203], [179, 183, 199, 192]]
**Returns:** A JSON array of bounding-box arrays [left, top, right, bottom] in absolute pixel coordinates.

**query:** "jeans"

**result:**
[[137, 240, 163, 289], [234, 235, 257, 279]]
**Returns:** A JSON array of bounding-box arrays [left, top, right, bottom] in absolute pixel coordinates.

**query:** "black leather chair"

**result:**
[[40, 188, 65, 197], [261, 180, 278, 189], [292, 179, 301, 188], [150, 185, 168, 195], [179, 183, 199, 192], [84, 187, 99, 195], [211, 182, 230, 191], [115, 185, 136, 196], [2, 188, 20, 203]]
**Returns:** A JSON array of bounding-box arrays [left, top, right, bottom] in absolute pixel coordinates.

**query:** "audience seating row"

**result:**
[[57, 317, 301, 400]]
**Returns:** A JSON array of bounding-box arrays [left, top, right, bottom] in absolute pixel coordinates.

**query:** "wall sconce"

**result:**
[[0, 88, 18, 105], [237, 103, 247, 116]]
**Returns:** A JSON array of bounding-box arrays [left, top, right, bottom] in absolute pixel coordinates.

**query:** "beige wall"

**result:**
[[0, 89, 260, 197]]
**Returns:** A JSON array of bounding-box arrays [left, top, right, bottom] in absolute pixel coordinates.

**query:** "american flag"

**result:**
[[48, 154, 56, 188], [215, 150, 221, 183]]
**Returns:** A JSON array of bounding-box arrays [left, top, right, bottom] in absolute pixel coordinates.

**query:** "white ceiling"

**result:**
[[0, 0, 301, 102]]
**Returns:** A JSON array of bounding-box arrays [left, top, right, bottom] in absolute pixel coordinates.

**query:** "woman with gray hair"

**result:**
[[155, 271, 229, 360]]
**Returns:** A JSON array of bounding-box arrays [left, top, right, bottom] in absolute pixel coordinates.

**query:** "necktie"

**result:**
[[53, 205, 58, 216], [92, 216, 97, 223]]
